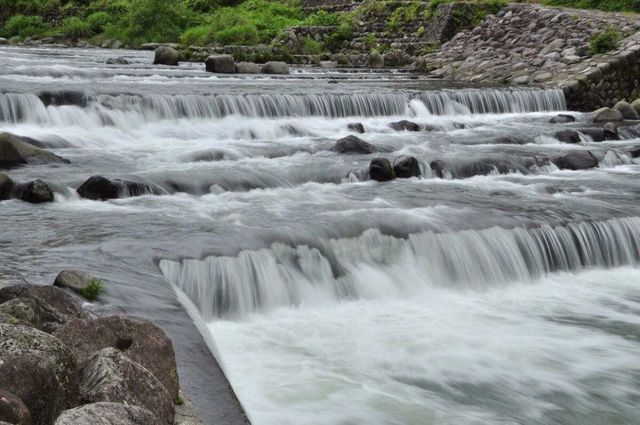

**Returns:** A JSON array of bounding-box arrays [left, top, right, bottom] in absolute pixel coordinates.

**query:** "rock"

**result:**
[[79, 348, 174, 425], [369, 158, 395, 182], [533, 72, 552, 82], [0, 173, 14, 200], [430, 160, 445, 178], [0, 390, 31, 425], [393, 156, 421, 178], [553, 151, 598, 170], [0, 324, 78, 425], [0, 298, 44, 330], [613, 101, 640, 120], [631, 99, 640, 116], [153, 46, 179, 66], [367, 52, 384, 69], [234, 62, 261, 74], [174, 391, 202, 425], [319, 61, 338, 69], [347, 123, 365, 134], [592, 107, 623, 122], [106, 57, 128, 65], [0, 133, 69, 168], [205, 55, 235, 73], [139, 43, 161, 51], [555, 129, 581, 144], [54, 403, 157, 425], [577, 128, 605, 142], [54, 270, 98, 298], [603, 122, 619, 140], [262, 61, 289, 74], [12, 180, 54, 204], [76, 175, 155, 200], [389, 120, 421, 132], [512, 75, 529, 85], [540, 39, 565, 55], [54, 315, 179, 401], [331, 135, 376, 154], [550, 114, 575, 123], [0, 38, 7, 46]]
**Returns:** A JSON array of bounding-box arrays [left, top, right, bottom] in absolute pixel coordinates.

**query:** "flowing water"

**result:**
[[1, 46, 640, 425]]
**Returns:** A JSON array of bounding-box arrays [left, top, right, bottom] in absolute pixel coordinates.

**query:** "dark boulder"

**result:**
[[389, 120, 421, 132], [205, 55, 235, 74], [369, 158, 395, 182], [0, 390, 31, 425], [79, 348, 174, 425], [430, 160, 445, 178], [153, 46, 179, 66], [12, 179, 54, 203], [347, 123, 365, 134], [602, 122, 619, 140], [54, 403, 157, 425], [613, 100, 640, 120], [393, 156, 421, 178], [549, 114, 576, 124], [0, 173, 14, 200], [77, 176, 155, 200], [54, 315, 179, 402], [576, 128, 605, 142], [553, 151, 598, 170], [554, 129, 581, 144], [331, 135, 377, 154], [0, 133, 69, 169], [0, 324, 79, 425], [38, 90, 87, 107]]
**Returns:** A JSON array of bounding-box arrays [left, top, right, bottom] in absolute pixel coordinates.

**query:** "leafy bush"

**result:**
[[59, 16, 91, 40], [86, 11, 113, 34], [304, 10, 340, 26], [543, 0, 640, 12], [216, 24, 259, 45], [181, 25, 211, 45], [302, 37, 323, 54], [325, 19, 353, 51], [589, 27, 621, 54], [2, 15, 46, 38], [80, 278, 105, 301], [120, 0, 192, 45]]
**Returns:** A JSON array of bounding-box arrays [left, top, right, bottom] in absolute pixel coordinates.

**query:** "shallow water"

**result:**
[[1, 45, 639, 424]]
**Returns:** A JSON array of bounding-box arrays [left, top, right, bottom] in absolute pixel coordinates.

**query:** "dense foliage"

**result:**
[[543, 0, 640, 12]]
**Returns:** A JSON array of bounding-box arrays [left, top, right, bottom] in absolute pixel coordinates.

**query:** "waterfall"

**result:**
[[0, 88, 566, 126], [160, 216, 640, 319]]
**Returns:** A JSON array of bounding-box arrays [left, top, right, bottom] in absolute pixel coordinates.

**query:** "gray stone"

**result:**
[[512, 75, 529, 85], [175, 391, 202, 425], [54, 270, 98, 297], [613, 101, 640, 120], [331, 135, 376, 154], [533, 72, 552, 82], [553, 151, 598, 170], [0, 324, 79, 425], [562, 55, 581, 64], [347, 123, 365, 134], [54, 315, 179, 402], [603, 122, 619, 140], [79, 348, 174, 425], [393, 156, 421, 178], [389, 120, 421, 132], [262, 61, 289, 74], [369, 158, 395, 182], [319, 61, 338, 69], [555, 129, 581, 144], [631, 99, 640, 115], [540, 39, 565, 55], [0, 133, 69, 168], [592, 107, 623, 122], [54, 403, 157, 425], [0, 173, 14, 200], [234, 62, 261, 74], [550, 114, 576, 123], [153, 46, 179, 66], [205, 55, 235, 73], [0, 297, 44, 329], [0, 389, 31, 425], [13, 180, 54, 204]]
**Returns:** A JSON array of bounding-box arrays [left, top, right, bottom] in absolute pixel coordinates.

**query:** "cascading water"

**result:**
[[2, 46, 640, 425]]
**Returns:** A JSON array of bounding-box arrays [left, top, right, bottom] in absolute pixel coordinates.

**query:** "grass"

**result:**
[[589, 27, 621, 54], [80, 278, 105, 301]]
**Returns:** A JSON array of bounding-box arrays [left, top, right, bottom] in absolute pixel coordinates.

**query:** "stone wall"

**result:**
[[417, 4, 640, 110]]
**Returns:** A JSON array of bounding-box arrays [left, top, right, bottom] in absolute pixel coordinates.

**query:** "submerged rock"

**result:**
[[12, 179, 55, 204], [602, 122, 619, 140], [205, 55, 235, 74], [369, 158, 395, 181], [0, 389, 32, 425], [0, 173, 14, 200], [347, 123, 365, 134], [553, 151, 598, 170], [76, 175, 155, 200], [54, 315, 179, 401], [393, 156, 421, 178], [54, 403, 157, 425], [0, 133, 69, 169], [106, 57, 128, 65], [79, 348, 174, 425], [0, 324, 79, 425], [613, 100, 640, 120], [261, 61, 289, 75], [331, 135, 377, 154], [153, 46, 179, 66], [549, 114, 575, 123], [389, 120, 421, 132]]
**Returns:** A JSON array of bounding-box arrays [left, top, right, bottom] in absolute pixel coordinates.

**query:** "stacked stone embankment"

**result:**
[[417, 4, 640, 110]]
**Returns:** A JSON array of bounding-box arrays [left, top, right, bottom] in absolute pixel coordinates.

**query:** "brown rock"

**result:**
[[0, 390, 32, 425]]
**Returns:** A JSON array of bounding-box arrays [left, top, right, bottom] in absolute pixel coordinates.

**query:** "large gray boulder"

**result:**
[[0, 390, 32, 425], [553, 151, 598, 170], [0, 173, 14, 200], [79, 348, 174, 425], [205, 55, 235, 73], [153, 46, 179, 66], [12, 179, 54, 204], [613, 100, 640, 120], [0, 324, 79, 425], [234, 62, 261, 74], [369, 158, 395, 182], [393, 156, 421, 178], [261, 61, 289, 75], [0, 133, 68, 169], [592, 107, 623, 122], [54, 315, 179, 401], [54, 403, 157, 425], [331, 135, 376, 154], [54, 270, 97, 297]]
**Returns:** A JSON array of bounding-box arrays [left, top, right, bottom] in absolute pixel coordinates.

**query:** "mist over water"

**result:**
[[2, 46, 640, 424]]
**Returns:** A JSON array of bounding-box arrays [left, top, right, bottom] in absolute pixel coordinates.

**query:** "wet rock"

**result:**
[[77, 175, 156, 200], [389, 120, 421, 132], [106, 57, 128, 65], [331, 135, 376, 154], [54, 403, 157, 425], [38, 91, 87, 107], [205, 55, 235, 73], [54, 315, 179, 401], [603, 122, 619, 140], [262, 61, 289, 74], [153, 46, 179, 66], [430, 160, 445, 178], [79, 348, 174, 425], [631, 99, 640, 115], [0, 324, 79, 425], [234, 62, 261, 74], [369, 158, 395, 182], [592, 107, 623, 122], [393, 156, 421, 178], [12, 180, 54, 204], [0, 390, 32, 425], [0, 133, 69, 169], [549, 114, 575, 123], [54, 270, 98, 297], [613, 100, 640, 120], [347, 123, 365, 134], [553, 151, 598, 170], [0, 298, 44, 330], [0, 173, 14, 200], [555, 129, 581, 144]]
